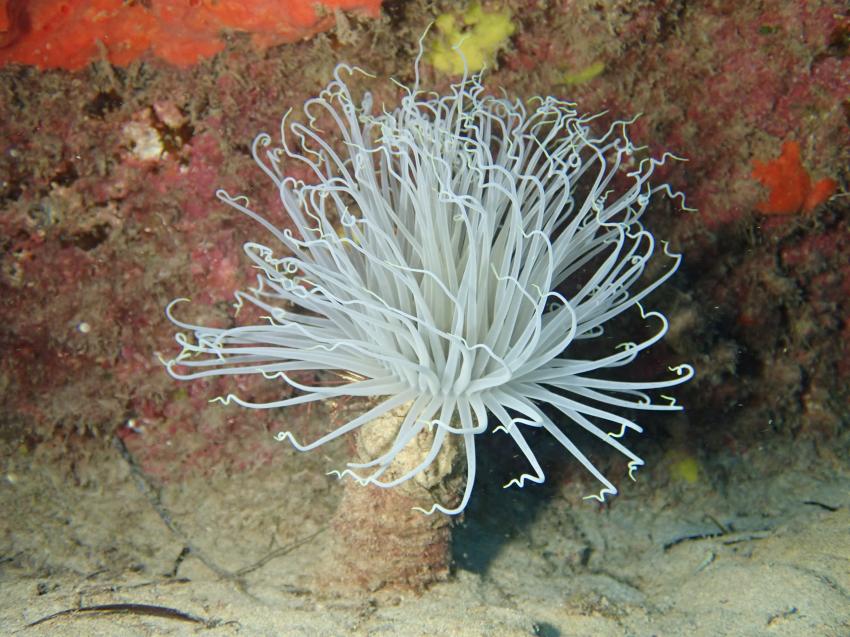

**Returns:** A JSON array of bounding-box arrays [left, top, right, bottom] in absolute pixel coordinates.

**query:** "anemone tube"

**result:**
[[165, 58, 694, 516]]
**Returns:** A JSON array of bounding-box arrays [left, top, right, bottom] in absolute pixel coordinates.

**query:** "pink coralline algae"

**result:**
[[502, 2, 848, 228]]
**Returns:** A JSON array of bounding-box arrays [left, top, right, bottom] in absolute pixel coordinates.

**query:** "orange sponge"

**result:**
[[752, 140, 838, 215], [0, 0, 381, 70]]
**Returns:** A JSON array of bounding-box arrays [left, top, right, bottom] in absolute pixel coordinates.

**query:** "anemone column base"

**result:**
[[317, 479, 454, 592]]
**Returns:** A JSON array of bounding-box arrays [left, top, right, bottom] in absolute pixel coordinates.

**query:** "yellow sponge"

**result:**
[[668, 452, 701, 484], [429, 3, 515, 75]]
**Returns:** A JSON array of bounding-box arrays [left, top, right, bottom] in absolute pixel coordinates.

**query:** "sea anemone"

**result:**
[[164, 56, 694, 515]]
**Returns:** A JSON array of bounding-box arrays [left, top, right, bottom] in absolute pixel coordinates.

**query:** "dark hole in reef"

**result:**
[[534, 622, 562, 637], [0, 174, 23, 204], [734, 345, 761, 379], [51, 162, 78, 187], [825, 20, 850, 58], [382, 0, 407, 28], [59, 223, 111, 251], [157, 120, 195, 156], [85, 90, 124, 119]]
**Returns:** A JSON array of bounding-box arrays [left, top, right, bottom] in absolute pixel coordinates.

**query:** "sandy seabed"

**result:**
[[1, 426, 848, 637]]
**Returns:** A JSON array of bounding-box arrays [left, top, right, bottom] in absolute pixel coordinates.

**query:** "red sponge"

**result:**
[[0, 0, 381, 70]]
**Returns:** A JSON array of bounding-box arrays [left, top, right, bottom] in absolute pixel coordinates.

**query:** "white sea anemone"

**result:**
[[165, 59, 694, 514]]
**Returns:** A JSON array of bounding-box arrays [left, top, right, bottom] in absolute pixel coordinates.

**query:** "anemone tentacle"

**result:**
[[165, 58, 693, 514]]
